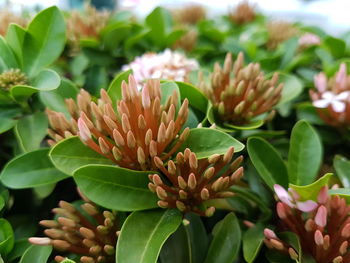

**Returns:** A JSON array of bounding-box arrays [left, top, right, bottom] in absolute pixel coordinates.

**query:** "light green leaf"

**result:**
[[23, 6, 66, 76], [14, 111, 48, 152], [328, 188, 350, 203], [277, 74, 303, 105], [116, 209, 182, 263], [247, 137, 289, 189], [178, 128, 244, 159], [0, 36, 18, 69], [74, 164, 158, 211], [0, 148, 69, 189], [0, 117, 17, 134], [0, 218, 14, 256], [175, 81, 208, 114], [49, 137, 114, 175], [107, 69, 132, 103], [19, 245, 52, 263], [288, 120, 323, 185], [334, 155, 350, 188], [324, 36, 346, 58], [5, 24, 26, 68], [243, 223, 265, 263], [290, 173, 332, 201], [204, 213, 241, 263], [160, 81, 181, 108], [145, 7, 172, 47]]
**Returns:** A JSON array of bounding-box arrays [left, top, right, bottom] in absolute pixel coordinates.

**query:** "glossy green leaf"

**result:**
[[334, 155, 350, 188], [204, 213, 241, 263], [19, 245, 52, 263], [243, 223, 265, 263], [0, 36, 18, 69], [49, 136, 114, 175], [14, 111, 48, 152], [23, 6, 66, 76], [175, 81, 208, 113], [277, 73, 303, 105], [10, 69, 61, 101], [247, 137, 288, 189], [290, 173, 332, 202], [74, 164, 158, 211], [5, 24, 26, 67], [0, 218, 14, 256], [34, 183, 56, 199], [107, 69, 132, 103], [116, 209, 182, 263], [39, 78, 79, 117], [288, 120, 323, 185], [178, 128, 244, 159], [0, 148, 69, 189]]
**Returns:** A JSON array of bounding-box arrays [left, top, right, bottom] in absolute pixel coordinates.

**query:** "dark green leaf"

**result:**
[[1, 148, 69, 189], [74, 164, 158, 211], [116, 209, 182, 263], [243, 223, 265, 263], [0, 218, 14, 256], [204, 213, 241, 263], [49, 136, 114, 175], [247, 137, 288, 189]]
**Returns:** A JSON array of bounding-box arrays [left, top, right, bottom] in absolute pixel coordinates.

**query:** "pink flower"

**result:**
[[299, 33, 321, 48]]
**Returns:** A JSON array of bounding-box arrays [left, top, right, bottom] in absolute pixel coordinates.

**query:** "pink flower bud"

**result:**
[[264, 228, 277, 240], [315, 205, 327, 227]]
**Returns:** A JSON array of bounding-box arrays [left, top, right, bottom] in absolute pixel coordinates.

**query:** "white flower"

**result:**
[[122, 49, 199, 88], [313, 91, 350, 112]]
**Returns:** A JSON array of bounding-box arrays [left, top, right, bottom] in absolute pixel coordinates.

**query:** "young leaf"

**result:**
[[178, 128, 244, 159], [0, 219, 14, 256], [334, 155, 350, 188], [288, 120, 323, 185], [19, 245, 52, 263], [22, 6, 66, 76], [49, 137, 114, 175], [204, 213, 241, 263], [0, 148, 69, 189], [14, 111, 48, 152], [73, 164, 158, 211], [243, 223, 265, 263], [247, 137, 289, 189], [116, 209, 182, 263]]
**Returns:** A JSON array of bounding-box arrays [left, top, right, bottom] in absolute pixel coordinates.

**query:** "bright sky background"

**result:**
[[4, 0, 350, 35]]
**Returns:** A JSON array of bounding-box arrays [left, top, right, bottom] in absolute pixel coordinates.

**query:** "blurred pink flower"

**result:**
[[299, 33, 321, 48]]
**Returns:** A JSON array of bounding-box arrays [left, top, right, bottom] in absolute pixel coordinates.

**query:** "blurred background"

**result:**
[[0, 0, 349, 35]]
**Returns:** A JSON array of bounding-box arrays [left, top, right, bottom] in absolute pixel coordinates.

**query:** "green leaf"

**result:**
[[74, 164, 158, 211], [278, 232, 302, 262], [334, 155, 350, 188], [0, 117, 17, 134], [160, 81, 181, 108], [175, 81, 208, 113], [101, 23, 131, 50], [288, 120, 323, 185], [107, 69, 132, 103], [247, 137, 288, 189], [243, 223, 265, 263], [49, 137, 114, 175], [204, 213, 241, 263], [0, 148, 69, 189], [296, 103, 324, 125], [324, 36, 346, 58], [0, 36, 18, 69], [145, 7, 172, 47], [277, 73, 303, 105], [23, 6, 66, 76], [7, 239, 31, 262], [10, 69, 61, 102], [0, 219, 14, 256], [39, 78, 79, 117], [19, 245, 52, 263], [116, 209, 182, 263], [5, 24, 26, 68], [61, 259, 76, 263], [328, 188, 350, 203], [14, 111, 48, 152], [290, 173, 332, 201], [178, 128, 244, 159]]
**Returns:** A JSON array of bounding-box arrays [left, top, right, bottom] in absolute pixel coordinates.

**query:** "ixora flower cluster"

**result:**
[[29, 193, 119, 263], [264, 185, 350, 263], [200, 52, 283, 125], [122, 49, 199, 85], [311, 63, 350, 127]]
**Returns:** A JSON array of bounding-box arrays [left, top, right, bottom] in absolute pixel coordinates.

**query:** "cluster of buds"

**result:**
[[148, 147, 243, 216], [47, 75, 190, 171], [264, 184, 350, 263], [310, 63, 350, 128], [66, 5, 110, 54], [0, 68, 28, 90], [0, 9, 26, 36], [298, 32, 321, 50], [229, 1, 257, 25], [200, 52, 282, 125], [171, 4, 206, 25], [173, 29, 198, 52], [267, 21, 298, 50], [29, 197, 119, 263], [122, 49, 199, 86]]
